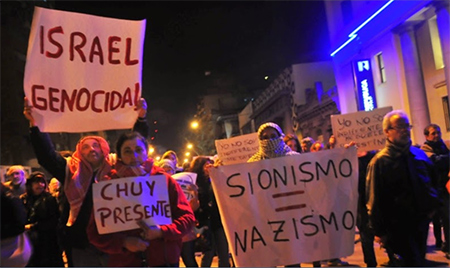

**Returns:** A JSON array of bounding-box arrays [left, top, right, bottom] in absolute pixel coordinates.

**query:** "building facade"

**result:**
[[240, 62, 338, 142], [325, 0, 450, 144]]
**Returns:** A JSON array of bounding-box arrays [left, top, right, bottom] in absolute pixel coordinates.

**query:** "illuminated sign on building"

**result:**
[[354, 59, 377, 111]]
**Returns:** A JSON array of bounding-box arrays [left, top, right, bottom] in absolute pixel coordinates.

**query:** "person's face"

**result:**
[[261, 128, 279, 140], [203, 160, 213, 177], [162, 166, 175, 175], [425, 127, 441, 143], [120, 138, 148, 166], [80, 139, 103, 167], [169, 154, 177, 165], [311, 143, 323, 152], [8, 171, 25, 185], [32, 180, 46, 196], [385, 115, 411, 146], [286, 139, 299, 152], [301, 142, 310, 152]]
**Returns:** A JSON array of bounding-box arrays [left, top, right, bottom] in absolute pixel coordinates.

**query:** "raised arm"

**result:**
[[24, 97, 67, 182], [132, 98, 149, 138]]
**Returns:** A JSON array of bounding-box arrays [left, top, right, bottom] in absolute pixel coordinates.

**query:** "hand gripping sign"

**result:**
[[92, 175, 171, 234], [24, 7, 146, 132], [209, 147, 358, 267]]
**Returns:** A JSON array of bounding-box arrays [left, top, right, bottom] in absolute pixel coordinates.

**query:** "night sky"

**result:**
[[53, 1, 331, 153]]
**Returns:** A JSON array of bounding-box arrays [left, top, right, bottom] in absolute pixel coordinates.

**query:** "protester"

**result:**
[[190, 156, 230, 267], [283, 134, 302, 153], [310, 141, 324, 152], [87, 131, 195, 267], [4, 165, 27, 197], [20, 171, 64, 267], [248, 122, 299, 162], [421, 123, 449, 258], [1, 183, 32, 267], [156, 158, 177, 175], [366, 110, 440, 266], [300, 137, 315, 153], [23, 96, 149, 266], [326, 135, 336, 149], [162, 150, 184, 172], [247, 123, 321, 267]]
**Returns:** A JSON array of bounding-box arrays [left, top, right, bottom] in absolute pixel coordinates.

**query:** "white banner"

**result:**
[[92, 175, 171, 234], [209, 148, 358, 267], [215, 133, 259, 165], [331, 107, 392, 152], [24, 7, 146, 132]]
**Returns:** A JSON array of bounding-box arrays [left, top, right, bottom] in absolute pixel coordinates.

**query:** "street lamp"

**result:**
[[187, 143, 193, 150], [190, 120, 199, 129], [185, 152, 191, 157]]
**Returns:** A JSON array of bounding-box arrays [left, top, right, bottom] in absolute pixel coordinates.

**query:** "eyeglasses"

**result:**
[[388, 124, 413, 131]]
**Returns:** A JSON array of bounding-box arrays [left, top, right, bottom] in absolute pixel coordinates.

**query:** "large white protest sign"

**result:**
[[215, 133, 259, 165], [172, 172, 197, 201], [24, 7, 146, 132], [92, 175, 171, 234], [209, 148, 358, 267], [331, 107, 392, 152]]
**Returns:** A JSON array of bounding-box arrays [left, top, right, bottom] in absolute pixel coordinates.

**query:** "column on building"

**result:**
[[397, 22, 431, 145], [434, 0, 450, 102]]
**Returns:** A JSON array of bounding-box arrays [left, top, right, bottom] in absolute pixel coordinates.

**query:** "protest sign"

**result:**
[[172, 172, 197, 201], [209, 148, 358, 267], [215, 133, 259, 165], [331, 107, 392, 152], [24, 7, 146, 132], [92, 175, 171, 234]]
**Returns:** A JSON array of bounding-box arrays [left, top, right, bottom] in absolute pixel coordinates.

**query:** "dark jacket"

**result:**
[[21, 191, 64, 267], [366, 140, 440, 237], [421, 139, 449, 192]]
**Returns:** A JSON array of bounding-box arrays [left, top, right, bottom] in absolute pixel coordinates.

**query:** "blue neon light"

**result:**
[[330, 0, 395, 57]]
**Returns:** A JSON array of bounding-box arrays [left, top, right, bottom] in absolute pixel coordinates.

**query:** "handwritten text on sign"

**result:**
[[92, 175, 171, 234], [209, 148, 359, 267], [24, 7, 146, 132], [331, 106, 392, 152], [215, 133, 259, 165]]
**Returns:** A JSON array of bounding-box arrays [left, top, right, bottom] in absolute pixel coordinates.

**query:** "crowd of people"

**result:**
[[1, 100, 449, 267]]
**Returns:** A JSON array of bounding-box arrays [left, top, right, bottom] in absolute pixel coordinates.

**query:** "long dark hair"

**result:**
[[189, 156, 213, 179], [115, 131, 148, 158]]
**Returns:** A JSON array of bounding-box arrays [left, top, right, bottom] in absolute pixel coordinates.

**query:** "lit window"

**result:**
[[376, 53, 386, 83], [429, 16, 444, 70]]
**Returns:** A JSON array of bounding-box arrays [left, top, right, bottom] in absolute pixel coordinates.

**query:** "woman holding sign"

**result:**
[[24, 97, 150, 267], [86, 131, 195, 267]]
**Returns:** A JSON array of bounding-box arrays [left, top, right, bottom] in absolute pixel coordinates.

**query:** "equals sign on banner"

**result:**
[[272, 190, 306, 212]]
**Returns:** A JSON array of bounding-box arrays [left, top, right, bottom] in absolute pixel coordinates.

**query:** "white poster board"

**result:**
[[331, 107, 392, 152], [92, 175, 171, 234], [24, 7, 146, 133], [172, 172, 197, 201], [215, 133, 259, 165], [209, 148, 358, 267]]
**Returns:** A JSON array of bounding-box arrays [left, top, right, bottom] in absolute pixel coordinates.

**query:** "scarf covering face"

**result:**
[[64, 136, 112, 226], [248, 122, 299, 162], [112, 158, 155, 179]]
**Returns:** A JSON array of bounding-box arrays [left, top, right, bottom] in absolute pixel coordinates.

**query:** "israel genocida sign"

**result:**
[[353, 59, 377, 111]]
